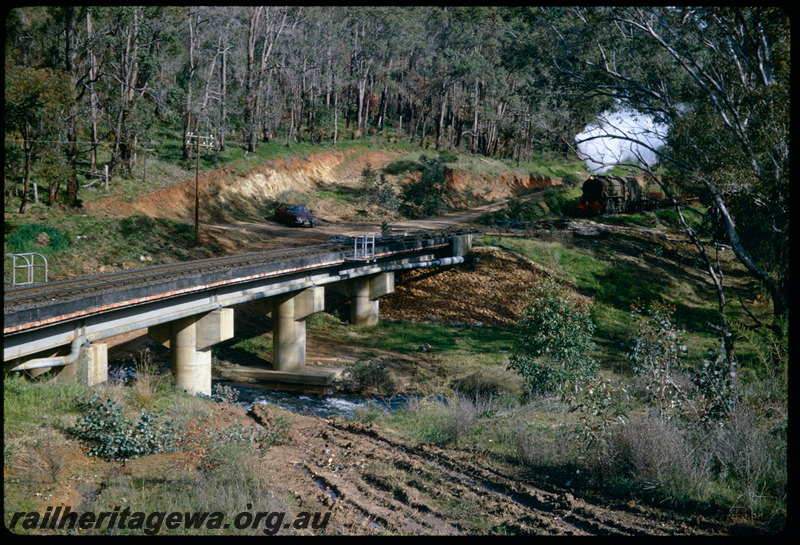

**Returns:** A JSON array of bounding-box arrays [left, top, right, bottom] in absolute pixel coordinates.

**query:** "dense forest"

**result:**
[[4, 6, 789, 324]]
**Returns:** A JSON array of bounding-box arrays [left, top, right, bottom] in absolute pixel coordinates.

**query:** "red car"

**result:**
[[274, 204, 318, 227]]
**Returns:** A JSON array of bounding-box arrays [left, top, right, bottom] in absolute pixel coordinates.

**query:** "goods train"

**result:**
[[577, 175, 671, 215]]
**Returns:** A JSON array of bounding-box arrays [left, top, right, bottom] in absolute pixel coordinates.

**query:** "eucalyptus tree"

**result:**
[[5, 63, 72, 212], [241, 6, 296, 152], [552, 7, 789, 341], [99, 6, 168, 176]]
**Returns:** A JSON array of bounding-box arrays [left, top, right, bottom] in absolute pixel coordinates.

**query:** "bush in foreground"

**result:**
[[508, 278, 597, 397]]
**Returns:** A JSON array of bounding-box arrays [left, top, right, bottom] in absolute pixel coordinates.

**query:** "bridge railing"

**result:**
[[6, 253, 48, 286], [352, 233, 376, 261]]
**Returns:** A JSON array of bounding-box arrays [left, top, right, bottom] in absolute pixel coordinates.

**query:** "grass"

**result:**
[[213, 334, 274, 368], [316, 187, 357, 203], [361, 321, 516, 360], [89, 443, 290, 536], [4, 207, 223, 283], [3, 372, 297, 536], [477, 234, 728, 370], [598, 206, 709, 233]]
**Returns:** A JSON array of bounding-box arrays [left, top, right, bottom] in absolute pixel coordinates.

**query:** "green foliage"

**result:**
[[573, 377, 630, 448], [541, 187, 576, 216], [360, 162, 400, 211], [254, 415, 292, 452], [437, 149, 458, 163], [6, 223, 70, 254], [71, 394, 178, 460], [197, 383, 240, 404], [4, 63, 72, 132], [382, 158, 423, 176], [693, 344, 738, 424], [508, 279, 598, 396], [484, 188, 579, 224], [486, 197, 543, 224], [730, 319, 788, 383], [400, 155, 455, 218], [628, 301, 694, 420], [343, 358, 398, 396]]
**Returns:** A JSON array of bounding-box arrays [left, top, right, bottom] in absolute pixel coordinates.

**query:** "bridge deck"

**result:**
[[4, 231, 474, 362]]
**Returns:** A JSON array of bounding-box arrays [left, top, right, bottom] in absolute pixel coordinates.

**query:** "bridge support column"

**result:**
[[149, 309, 234, 396], [346, 272, 395, 326], [269, 287, 324, 371], [51, 343, 108, 386], [170, 316, 212, 396], [451, 234, 474, 257]]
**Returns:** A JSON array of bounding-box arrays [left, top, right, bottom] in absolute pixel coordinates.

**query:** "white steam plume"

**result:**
[[575, 106, 668, 174]]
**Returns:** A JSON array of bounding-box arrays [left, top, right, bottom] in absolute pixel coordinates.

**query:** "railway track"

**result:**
[[3, 229, 477, 314], [4, 242, 349, 310]]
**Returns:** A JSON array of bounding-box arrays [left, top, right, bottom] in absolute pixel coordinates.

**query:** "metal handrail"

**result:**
[[6, 253, 48, 285], [353, 233, 376, 261]]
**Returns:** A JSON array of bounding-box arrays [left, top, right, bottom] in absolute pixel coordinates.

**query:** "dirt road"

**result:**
[[202, 193, 534, 253]]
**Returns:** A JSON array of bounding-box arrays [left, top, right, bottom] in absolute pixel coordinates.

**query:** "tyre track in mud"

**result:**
[[288, 416, 725, 536]]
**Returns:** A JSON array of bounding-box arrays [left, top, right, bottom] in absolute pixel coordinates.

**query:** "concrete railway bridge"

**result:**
[[3, 231, 474, 395]]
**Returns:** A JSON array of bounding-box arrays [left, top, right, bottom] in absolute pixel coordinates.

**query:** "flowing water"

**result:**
[[109, 361, 410, 419], [230, 383, 411, 419]]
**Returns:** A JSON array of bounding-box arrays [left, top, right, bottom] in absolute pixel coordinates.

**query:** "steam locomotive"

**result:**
[[578, 175, 649, 215]]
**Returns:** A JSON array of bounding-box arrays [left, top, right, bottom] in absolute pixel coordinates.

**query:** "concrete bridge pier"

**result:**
[[58, 343, 108, 386], [347, 272, 395, 326], [269, 286, 324, 371], [170, 316, 212, 395], [16, 341, 108, 386], [149, 308, 234, 395], [245, 286, 340, 386]]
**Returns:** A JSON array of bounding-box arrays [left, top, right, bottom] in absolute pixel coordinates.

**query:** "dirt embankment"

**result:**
[[381, 246, 566, 326], [260, 410, 744, 536], [84, 149, 558, 228]]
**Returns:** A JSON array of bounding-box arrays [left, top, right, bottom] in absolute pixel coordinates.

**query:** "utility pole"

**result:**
[[185, 132, 215, 247]]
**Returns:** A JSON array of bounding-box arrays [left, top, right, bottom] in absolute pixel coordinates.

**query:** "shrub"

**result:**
[[197, 383, 240, 404], [382, 158, 422, 176], [437, 149, 458, 163], [177, 417, 290, 472], [542, 188, 577, 217], [400, 155, 454, 218], [489, 197, 543, 224], [628, 301, 696, 419], [71, 394, 178, 460], [398, 394, 485, 445], [693, 345, 738, 423], [449, 364, 524, 400], [25, 429, 71, 483], [706, 406, 787, 517], [515, 418, 579, 469], [360, 162, 400, 211], [508, 279, 597, 397], [606, 415, 697, 489], [342, 358, 398, 396]]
